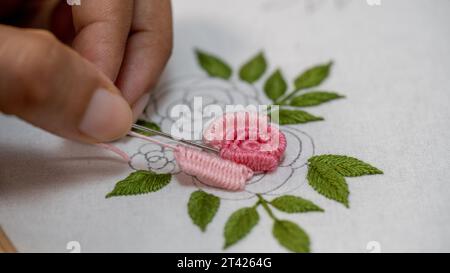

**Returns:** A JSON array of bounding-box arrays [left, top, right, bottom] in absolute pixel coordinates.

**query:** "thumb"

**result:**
[[0, 25, 133, 143]]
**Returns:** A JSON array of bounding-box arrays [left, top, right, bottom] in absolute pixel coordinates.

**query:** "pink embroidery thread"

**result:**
[[203, 112, 287, 172], [96, 143, 130, 162], [128, 131, 254, 191], [99, 111, 287, 191], [174, 145, 253, 191]]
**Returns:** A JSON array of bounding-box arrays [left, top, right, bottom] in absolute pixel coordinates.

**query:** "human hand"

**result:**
[[0, 0, 172, 143]]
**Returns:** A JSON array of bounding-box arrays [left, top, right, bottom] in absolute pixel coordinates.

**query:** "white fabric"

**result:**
[[1, 0, 449, 252]]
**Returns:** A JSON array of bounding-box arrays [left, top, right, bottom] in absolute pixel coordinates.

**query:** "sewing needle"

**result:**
[[131, 124, 220, 154]]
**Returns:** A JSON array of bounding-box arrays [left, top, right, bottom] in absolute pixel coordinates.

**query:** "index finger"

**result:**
[[71, 0, 133, 81]]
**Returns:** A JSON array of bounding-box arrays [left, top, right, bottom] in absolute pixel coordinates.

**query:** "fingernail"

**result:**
[[79, 88, 132, 141], [132, 93, 150, 122]]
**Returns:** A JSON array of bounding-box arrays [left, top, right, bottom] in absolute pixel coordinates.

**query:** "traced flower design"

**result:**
[[129, 142, 180, 174], [146, 75, 261, 140]]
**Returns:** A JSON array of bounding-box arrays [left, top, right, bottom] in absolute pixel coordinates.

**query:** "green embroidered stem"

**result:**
[[256, 194, 278, 221], [274, 90, 300, 105]]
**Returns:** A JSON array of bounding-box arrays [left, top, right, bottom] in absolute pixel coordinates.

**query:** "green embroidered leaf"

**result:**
[[307, 161, 349, 207], [309, 155, 383, 177], [270, 195, 323, 213], [239, 52, 267, 83], [106, 170, 171, 198], [271, 109, 323, 125], [290, 91, 344, 107], [294, 62, 332, 91], [264, 69, 287, 101], [133, 119, 161, 136], [196, 49, 232, 79], [224, 207, 259, 249], [273, 220, 310, 253], [188, 190, 220, 232]]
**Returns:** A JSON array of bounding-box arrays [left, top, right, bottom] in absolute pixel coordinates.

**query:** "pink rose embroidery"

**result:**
[[203, 112, 287, 172]]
